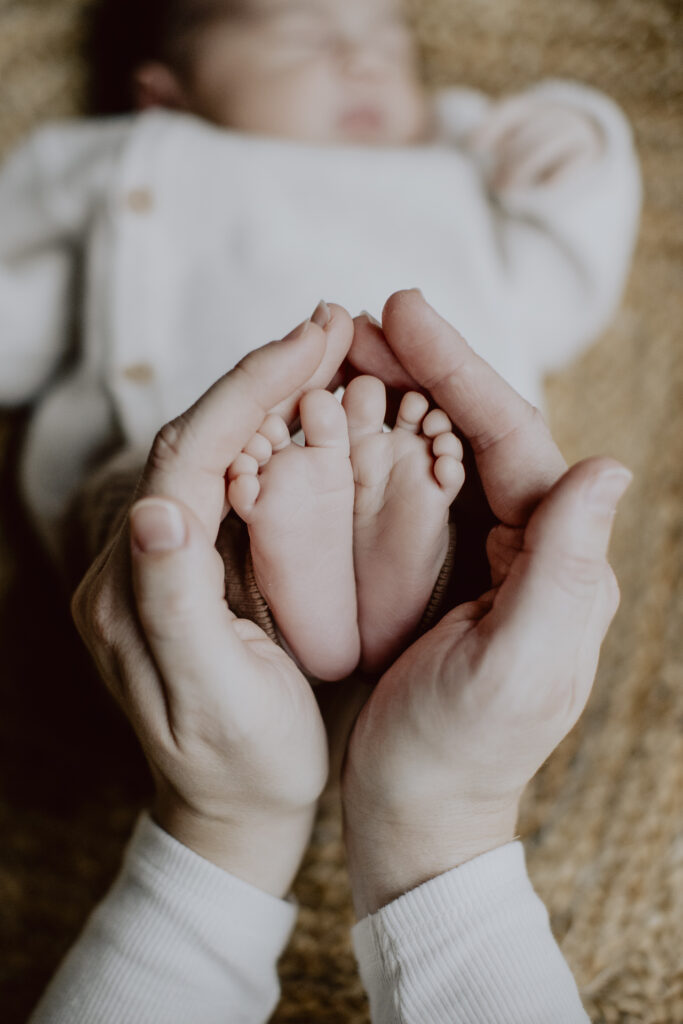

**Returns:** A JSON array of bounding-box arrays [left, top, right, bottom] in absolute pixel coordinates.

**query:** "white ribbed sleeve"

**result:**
[[29, 813, 299, 1024], [351, 841, 590, 1024]]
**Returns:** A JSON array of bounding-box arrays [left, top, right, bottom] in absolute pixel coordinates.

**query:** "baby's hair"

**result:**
[[86, 0, 246, 115]]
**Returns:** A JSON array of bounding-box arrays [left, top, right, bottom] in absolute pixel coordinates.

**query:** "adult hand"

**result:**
[[341, 290, 631, 917], [72, 304, 354, 898]]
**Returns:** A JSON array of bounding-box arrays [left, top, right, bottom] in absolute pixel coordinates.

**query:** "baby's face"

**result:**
[[180, 0, 429, 145]]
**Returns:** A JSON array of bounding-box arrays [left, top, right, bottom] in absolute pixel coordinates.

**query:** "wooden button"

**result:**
[[121, 362, 155, 384], [125, 188, 154, 213]]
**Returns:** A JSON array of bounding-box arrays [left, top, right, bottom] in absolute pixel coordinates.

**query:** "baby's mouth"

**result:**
[[338, 106, 384, 138]]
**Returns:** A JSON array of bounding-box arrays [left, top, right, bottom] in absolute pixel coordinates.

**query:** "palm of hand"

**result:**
[[141, 578, 330, 820], [342, 513, 597, 823], [222, 616, 330, 810], [81, 516, 329, 825]]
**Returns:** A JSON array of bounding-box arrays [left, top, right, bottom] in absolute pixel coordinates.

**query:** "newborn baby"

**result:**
[[0, 0, 641, 676]]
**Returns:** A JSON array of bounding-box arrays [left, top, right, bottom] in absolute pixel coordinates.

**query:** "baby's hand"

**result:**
[[466, 95, 604, 191]]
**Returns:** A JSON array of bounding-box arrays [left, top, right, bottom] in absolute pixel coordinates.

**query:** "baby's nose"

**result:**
[[335, 36, 387, 76]]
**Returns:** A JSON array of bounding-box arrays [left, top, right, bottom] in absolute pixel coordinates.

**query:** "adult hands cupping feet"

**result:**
[[341, 290, 632, 917], [70, 285, 631, 922]]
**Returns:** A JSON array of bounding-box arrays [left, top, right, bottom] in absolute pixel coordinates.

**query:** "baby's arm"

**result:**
[[467, 92, 604, 191], [0, 120, 127, 406], [445, 81, 642, 377]]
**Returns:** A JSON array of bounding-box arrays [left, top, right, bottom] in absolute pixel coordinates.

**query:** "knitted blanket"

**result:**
[[0, 1, 681, 1020]]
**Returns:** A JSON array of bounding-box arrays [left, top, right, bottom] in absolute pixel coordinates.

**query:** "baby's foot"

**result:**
[[342, 376, 465, 673], [227, 391, 359, 682]]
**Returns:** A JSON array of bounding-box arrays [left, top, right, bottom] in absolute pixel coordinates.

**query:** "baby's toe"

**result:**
[[422, 408, 452, 439], [396, 391, 430, 434], [432, 431, 464, 461], [244, 432, 272, 466], [259, 414, 291, 453], [228, 473, 261, 521], [342, 375, 387, 446], [227, 452, 259, 483], [300, 390, 350, 452], [434, 454, 465, 496]]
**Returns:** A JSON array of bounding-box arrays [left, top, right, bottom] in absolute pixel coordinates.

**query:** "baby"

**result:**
[[0, 0, 641, 678]]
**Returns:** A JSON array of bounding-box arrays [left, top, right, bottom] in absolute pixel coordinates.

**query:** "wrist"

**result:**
[[342, 792, 519, 919], [152, 793, 317, 899]]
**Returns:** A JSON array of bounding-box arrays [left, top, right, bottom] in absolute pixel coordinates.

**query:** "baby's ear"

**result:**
[[133, 61, 188, 112]]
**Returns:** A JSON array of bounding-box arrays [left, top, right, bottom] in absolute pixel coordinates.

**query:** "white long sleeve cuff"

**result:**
[[352, 841, 590, 1024], [29, 812, 299, 1024]]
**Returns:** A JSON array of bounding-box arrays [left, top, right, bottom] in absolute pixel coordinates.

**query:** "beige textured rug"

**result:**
[[1, 1, 681, 1021]]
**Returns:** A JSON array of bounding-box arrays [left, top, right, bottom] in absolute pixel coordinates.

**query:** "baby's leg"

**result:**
[[228, 391, 359, 682], [342, 376, 464, 673]]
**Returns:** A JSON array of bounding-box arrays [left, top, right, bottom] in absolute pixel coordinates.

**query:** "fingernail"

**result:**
[[585, 467, 633, 514], [358, 310, 382, 328], [281, 318, 312, 342], [130, 499, 186, 552], [311, 300, 331, 328]]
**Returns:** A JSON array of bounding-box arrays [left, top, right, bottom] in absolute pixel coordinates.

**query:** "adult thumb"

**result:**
[[523, 456, 632, 579], [128, 497, 248, 713], [484, 456, 632, 727], [490, 457, 632, 663]]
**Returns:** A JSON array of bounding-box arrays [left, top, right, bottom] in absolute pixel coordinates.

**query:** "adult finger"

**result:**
[[136, 316, 328, 540], [270, 303, 355, 420], [128, 497, 263, 732], [486, 457, 632, 715], [347, 314, 420, 390], [380, 289, 568, 525]]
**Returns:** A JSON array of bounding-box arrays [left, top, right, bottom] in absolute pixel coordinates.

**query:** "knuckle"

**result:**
[[523, 404, 551, 445], [70, 550, 110, 637], [550, 550, 605, 598], [86, 584, 118, 649], [148, 416, 190, 473], [425, 344, 472, 397], [139, 585, 196, 641], [473, 401, 548, 456], [487, 524, 524, 576]]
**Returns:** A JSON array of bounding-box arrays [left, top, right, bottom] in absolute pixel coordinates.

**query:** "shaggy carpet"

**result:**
[[0, 0, 681, 1021]]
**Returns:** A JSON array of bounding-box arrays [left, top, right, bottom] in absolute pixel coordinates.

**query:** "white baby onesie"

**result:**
[[0, 79, 641, 561]]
